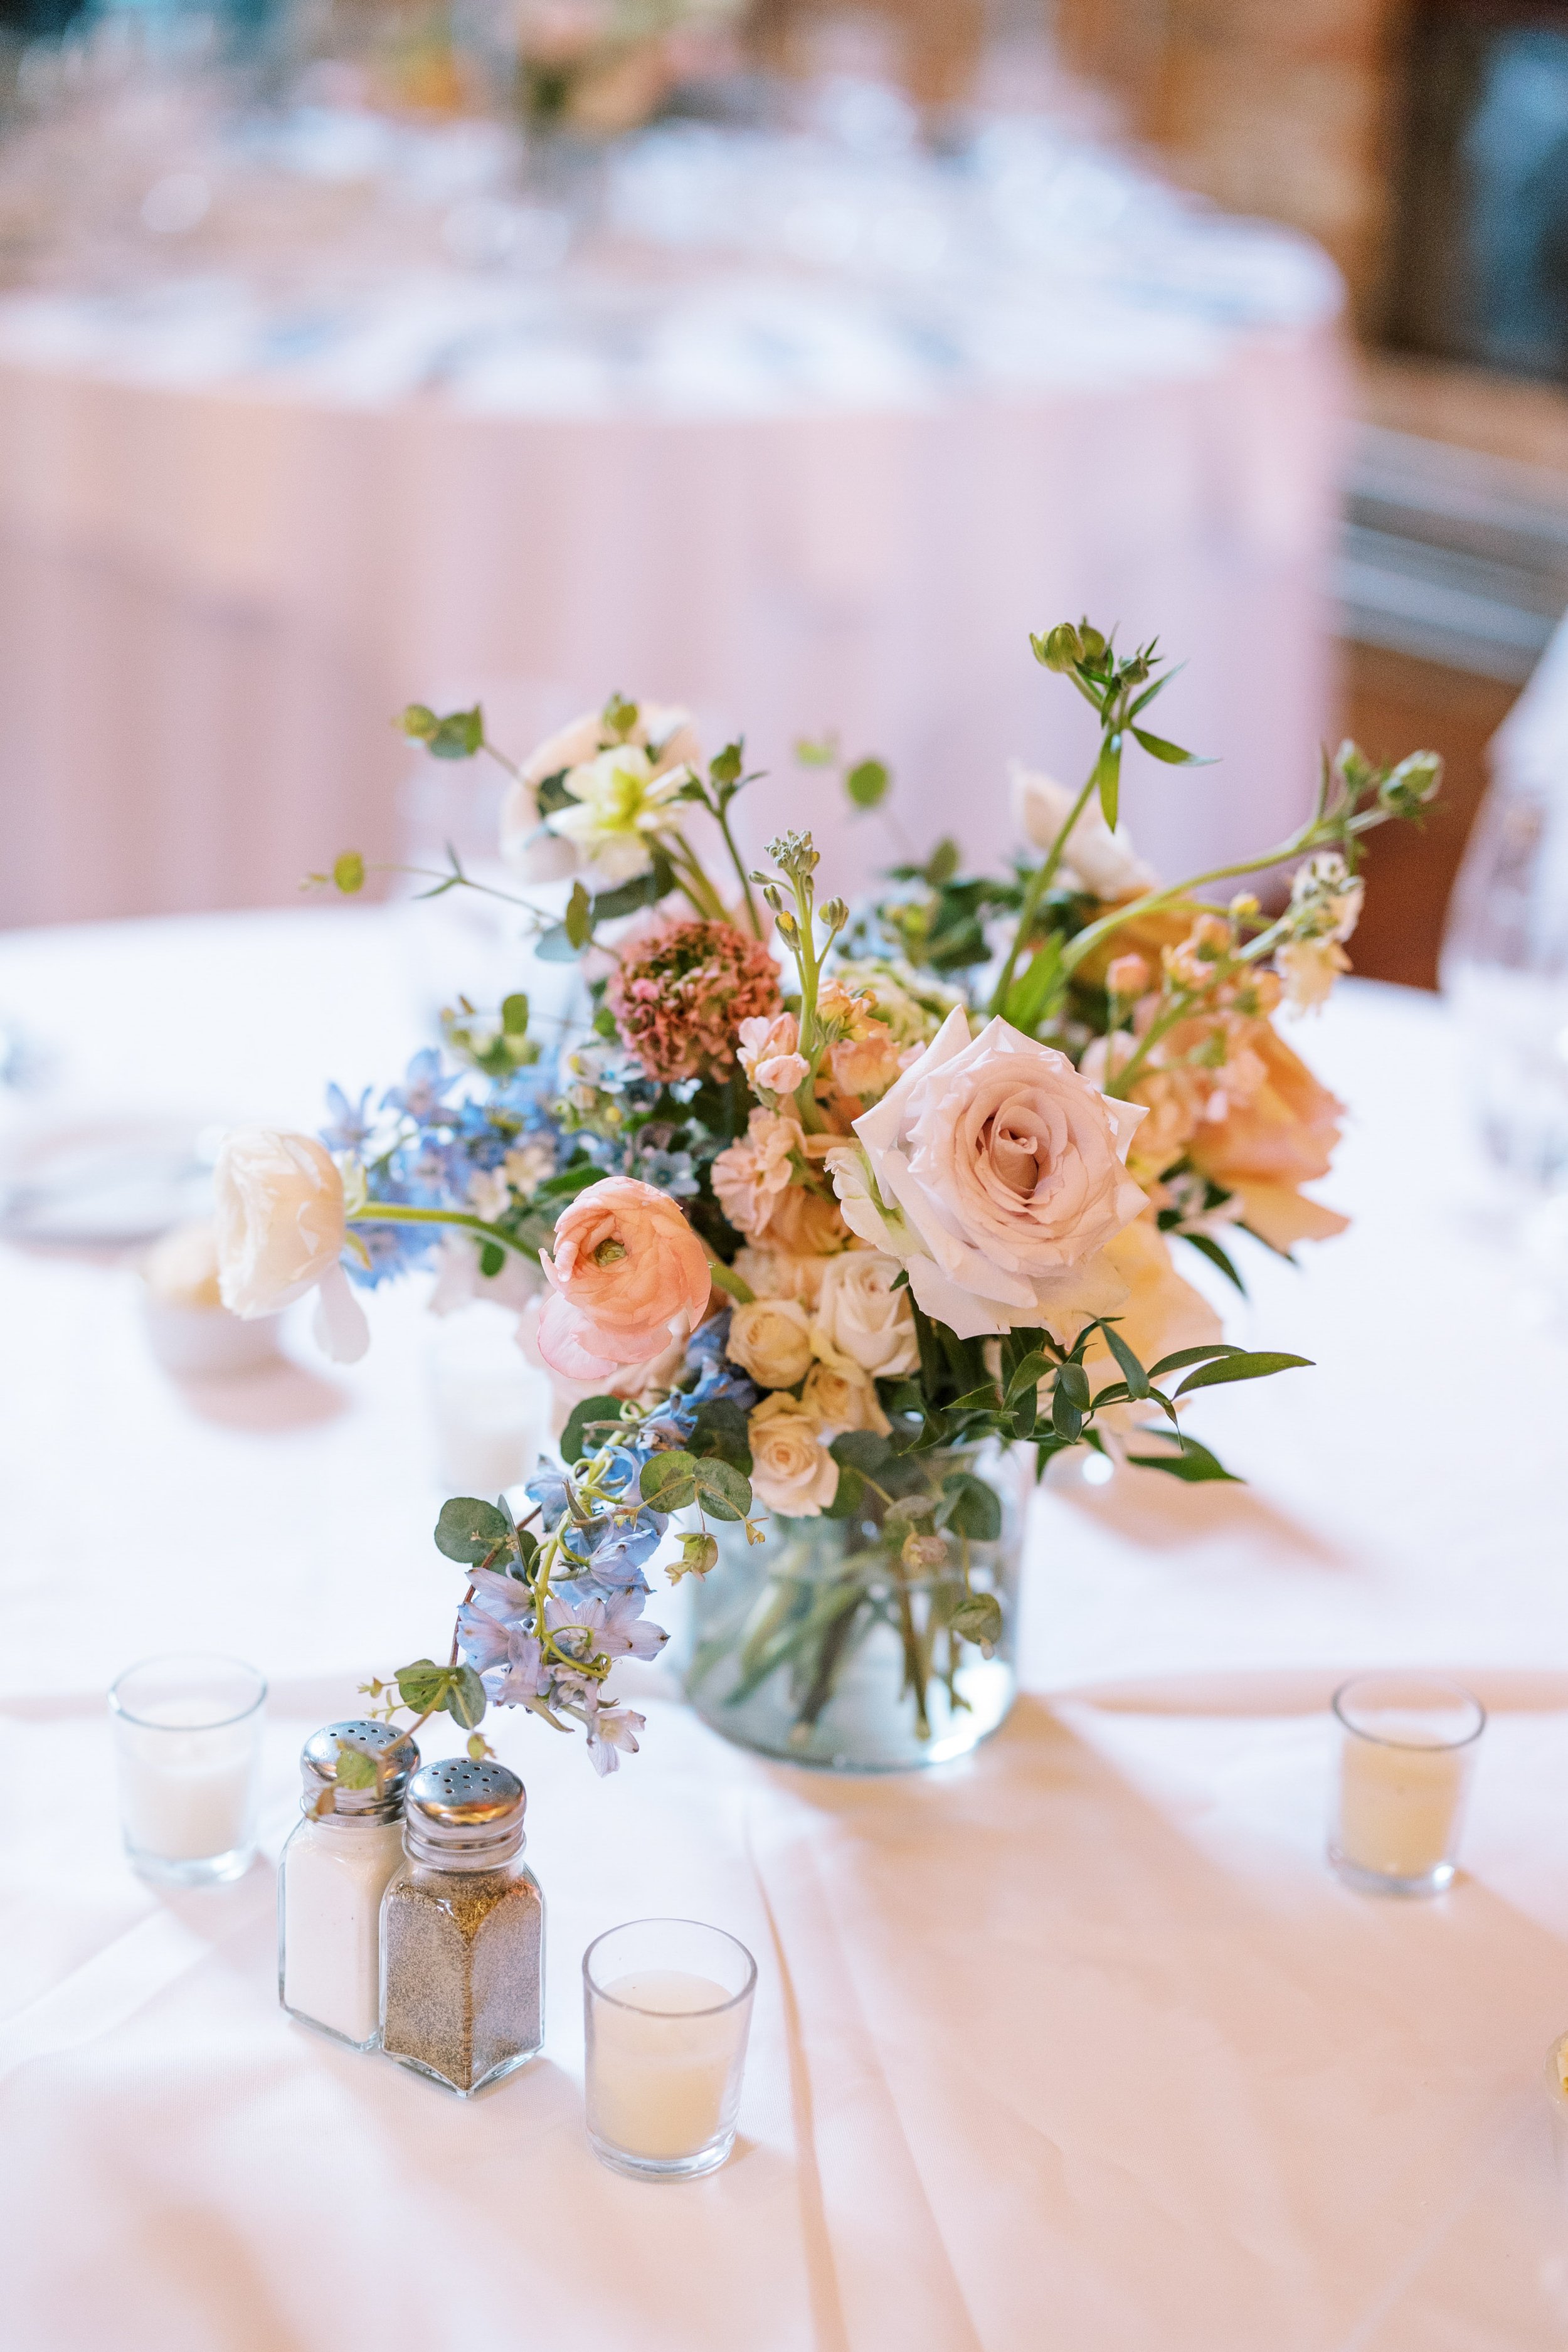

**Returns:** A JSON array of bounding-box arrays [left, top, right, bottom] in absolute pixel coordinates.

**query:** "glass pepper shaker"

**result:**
[[278, 1720, 420, 2051], [379, 1758, 544, 2096]]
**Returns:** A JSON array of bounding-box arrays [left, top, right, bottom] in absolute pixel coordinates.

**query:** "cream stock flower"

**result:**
[[829, 1009, 1149, 1340], [537, 1176, 712, 1382], [711, 1108, 800, 1239], [725, 1296, 814, 1389], [747, 1393, 840, 1517], [801, 1359, 890, 1439], [213, 1128, 369, 1363], [1010, 760, 1155, 901], [810, 1250, 919, 1378], [1276, 938, 1351, 1014]]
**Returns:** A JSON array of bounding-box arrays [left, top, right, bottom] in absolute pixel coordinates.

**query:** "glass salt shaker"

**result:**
[[379, 1758, 544, 2096], [278, 1720, 420, 2050]]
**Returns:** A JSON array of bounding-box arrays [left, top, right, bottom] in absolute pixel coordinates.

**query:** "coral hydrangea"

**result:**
[[607, 915, 781, 1083]]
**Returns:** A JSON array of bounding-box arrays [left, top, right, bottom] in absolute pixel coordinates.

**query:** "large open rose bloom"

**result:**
[[538, 1175, 712, 1382], [213, 1128, 368, 1362], [828, 1009, 1150, 1339]]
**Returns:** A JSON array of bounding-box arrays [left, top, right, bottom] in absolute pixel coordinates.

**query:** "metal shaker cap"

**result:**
[[300, 1721, 420, 1824], [404, 1758, 526, 1868]]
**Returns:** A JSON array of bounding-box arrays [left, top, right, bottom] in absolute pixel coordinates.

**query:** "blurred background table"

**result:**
[[0, 98, 1342, 926], [5, 903, 1568, 2349]]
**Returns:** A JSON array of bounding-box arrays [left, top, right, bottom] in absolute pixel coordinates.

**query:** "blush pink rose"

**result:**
[[538, 1176, 712, 1382], [829, 1009, 1150, 1340]]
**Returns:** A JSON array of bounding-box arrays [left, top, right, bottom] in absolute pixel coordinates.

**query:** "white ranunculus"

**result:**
[[1010, 760, 1155, 902], [214, 1128, 368, 1363], [810, 1251, 919, 1378], [827, 1009, 1149, 1341]]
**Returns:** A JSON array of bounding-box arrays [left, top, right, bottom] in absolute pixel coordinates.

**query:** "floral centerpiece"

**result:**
[[215, 622, 1441, 1784]]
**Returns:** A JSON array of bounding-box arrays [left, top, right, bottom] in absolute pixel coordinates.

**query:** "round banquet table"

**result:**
[[0, 111, 1343, 929], [4, 904, 1568, 2352]]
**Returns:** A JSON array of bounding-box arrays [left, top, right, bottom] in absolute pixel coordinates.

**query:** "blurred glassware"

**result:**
[[1442, 617, 1568, 1190]]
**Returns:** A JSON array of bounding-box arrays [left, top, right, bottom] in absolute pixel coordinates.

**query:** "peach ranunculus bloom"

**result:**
[[827, 1009, 1149, 1340], [537, 1176, 712, 1382]]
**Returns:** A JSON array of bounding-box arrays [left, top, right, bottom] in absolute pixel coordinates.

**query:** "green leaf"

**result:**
[[434, 1497, 513, 1565], [691, 1397, 752, 1475], [938, 1471, 1002, 1542], [395, 1658, 448, 1714], [1093, 732, 1123, 831], [1180, 1232, 1248, 1294], [444, 1664, 487, 1730], [1126, 1431, 1242, 1483], [1147, 1343, 1246, 1377], [951, 1592, 1004, 1650], [332, 850, 365, 895], [845, 758, 890, 810], [950, 1383, 1002, 1412], [640, 1451, 699, 1512], [1056, 1360, 1091, 1412], [670, 1531, 719, 1580], [793, 735, 837, 768], [1004, 1350, 1051, 1406], [1003, 935, 1064, 1034], [1099, 1323, 1150, 1401], [1174, 1350, 1313, 1396], [710, 741, 744, 787], [478, 1240, 506, 1279], [561, 1394, 623, 1465], [1131, 726, 1214, 768], [334, 1745, 378, 1790], [694, 1458, 752, 1522], [534, 922, 577, 963], [534, 1160, 605, 1202], [586, 871, 664, 921], [501, 992, 529, 1035], [533, 768, 575, 814], [831, 1430, 893, 1476], [400, 703, 484, 760], [924, 837, 960, 886], [565, 880, 593, 950], [1052, 1389, 1084, 1443], [823, 1463, 867, 1519]]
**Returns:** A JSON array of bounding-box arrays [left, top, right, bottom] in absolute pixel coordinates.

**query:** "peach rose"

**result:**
[[747, 1393, 840, 1517], [537, 1176, 712, 1382], [801, 1359, 890, 1439], [827, 1009, 1149, 1340], [725, 1297, 814, 1389], [732, 1245, 832, 1309]]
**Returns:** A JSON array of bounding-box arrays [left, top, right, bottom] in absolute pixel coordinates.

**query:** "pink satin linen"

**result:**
[[0, 293, 1342, 930], [3, 909, 1566, 2349]]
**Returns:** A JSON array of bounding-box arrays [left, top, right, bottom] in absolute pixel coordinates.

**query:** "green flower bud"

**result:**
[[1381, 750, 1444, 810], [1032, 622, 1084, 672]]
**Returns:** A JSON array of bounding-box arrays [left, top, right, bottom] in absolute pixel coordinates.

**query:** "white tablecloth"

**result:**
[[5, 907, 1567, 2351], [0, 116, 1342, 928]]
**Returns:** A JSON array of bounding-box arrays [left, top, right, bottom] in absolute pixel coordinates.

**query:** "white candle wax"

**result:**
[[1336, 1729, 1470, 1880], [113, 1697, 259, 1862], [281, 1816, 406, 2046], [588, 1972, 746, 2161]]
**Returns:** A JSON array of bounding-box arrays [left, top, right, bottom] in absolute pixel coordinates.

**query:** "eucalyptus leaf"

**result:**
[[332, 851, 365, 895], [561, 1393, 623, 1465], [434, 1497, 513, 1565], [501, 992, 530, 1035], [951, 1592, 1003, 1650], [694, 1458, 751, 1521], [938, 1471, 1002, 1542], [395, 1659, 448, 1714], [445, 1664, 488, 1730], [564, 880, 593, 950], [845, 758, 890, 810], [691, 1397, 752, 1474], [823, 1463, 867, 1520], [640, 1451, 699, 1511], [831, 1430, 894, 1475]]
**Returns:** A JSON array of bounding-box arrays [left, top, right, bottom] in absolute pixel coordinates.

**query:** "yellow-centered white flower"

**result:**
[[544, 744, 693, 884]]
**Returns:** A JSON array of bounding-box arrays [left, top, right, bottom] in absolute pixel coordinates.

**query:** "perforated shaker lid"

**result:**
[[300, 1720, 419, 1823], [404, 1757, 526, 1866]]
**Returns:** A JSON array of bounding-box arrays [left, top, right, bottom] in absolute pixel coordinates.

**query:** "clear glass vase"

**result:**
[[681, 1444, 1023, 1771]]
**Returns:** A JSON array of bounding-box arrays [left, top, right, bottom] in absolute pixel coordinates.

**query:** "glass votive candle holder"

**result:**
[[1329, 1672, 1485, 1895], [583, 1918, 757, 2180], [109, 1653, 267, 1886]]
